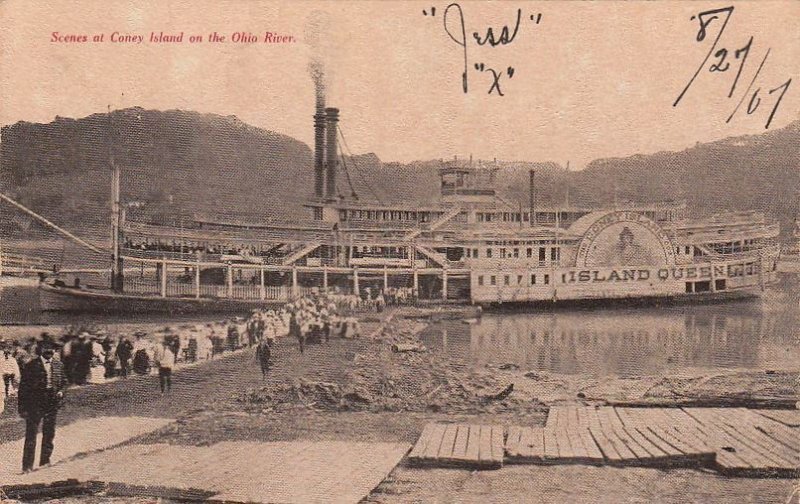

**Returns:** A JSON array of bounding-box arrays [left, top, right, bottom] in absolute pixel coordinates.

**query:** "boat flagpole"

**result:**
[[109, 105, 124, 292], [529, 169, 536, 228]]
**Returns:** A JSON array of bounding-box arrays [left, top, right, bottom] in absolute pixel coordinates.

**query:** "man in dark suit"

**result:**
[[18, 339, 67, 473]]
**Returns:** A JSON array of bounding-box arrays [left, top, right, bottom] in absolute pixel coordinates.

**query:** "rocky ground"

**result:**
[[1, 306, 798, 503]]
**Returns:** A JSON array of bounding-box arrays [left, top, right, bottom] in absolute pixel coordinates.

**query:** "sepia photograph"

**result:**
[[0, 1, 798, 502]]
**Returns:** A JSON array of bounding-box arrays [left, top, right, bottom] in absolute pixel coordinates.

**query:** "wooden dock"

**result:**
[[407, 423, 504, 469], [3, 441, 410, 504], [410, 407, 799, 477], [0, 416, 173, 481]]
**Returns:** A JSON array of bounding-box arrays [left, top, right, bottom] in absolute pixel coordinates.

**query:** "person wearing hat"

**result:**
[[115, 335, 134, 378], [18, 338, 68, 473], [152, 338, 175, 394], [132, 331, 152, 375], [71, 332, 92, 386]]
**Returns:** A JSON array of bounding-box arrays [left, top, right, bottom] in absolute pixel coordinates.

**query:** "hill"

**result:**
[[1, 109, 798, 244]]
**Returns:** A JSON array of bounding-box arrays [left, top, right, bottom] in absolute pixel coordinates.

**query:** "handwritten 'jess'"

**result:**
[[422, 4, 542, 96]]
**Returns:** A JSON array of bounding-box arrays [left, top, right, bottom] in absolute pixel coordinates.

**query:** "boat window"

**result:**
[[695, 281, 711, 292]]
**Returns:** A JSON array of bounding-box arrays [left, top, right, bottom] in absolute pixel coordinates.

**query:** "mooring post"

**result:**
[[160, 258, 167, 298], [259, 267, 266, 300], [226, 263, 233, 298], [194, 259, 200, 299], [292, 266, 299, 298]]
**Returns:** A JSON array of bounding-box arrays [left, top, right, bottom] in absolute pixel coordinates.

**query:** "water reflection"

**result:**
[[420, 277, 800, 377]]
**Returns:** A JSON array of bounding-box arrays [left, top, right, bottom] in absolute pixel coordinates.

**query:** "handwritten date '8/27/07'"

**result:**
[[674, 5, 792, 129], [422, 4, 542, 96]]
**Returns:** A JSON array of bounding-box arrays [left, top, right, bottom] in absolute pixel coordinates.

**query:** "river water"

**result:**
[[3, 275, 799, 377], [419, 274, 800, 377]]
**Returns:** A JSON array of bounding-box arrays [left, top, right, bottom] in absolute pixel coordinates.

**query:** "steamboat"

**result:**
[[35, 99, 781, 312]]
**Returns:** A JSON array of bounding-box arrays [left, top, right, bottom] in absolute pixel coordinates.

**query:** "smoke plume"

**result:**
[[305, 10, 333, 107]]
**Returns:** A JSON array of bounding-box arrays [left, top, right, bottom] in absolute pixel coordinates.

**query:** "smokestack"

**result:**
[[313, 95, 326, 199], [325, 107, 339, 199]]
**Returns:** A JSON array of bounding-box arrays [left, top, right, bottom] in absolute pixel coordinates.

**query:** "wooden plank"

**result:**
[[606, 407, 669, 461], [753, 410, 800, 428], [408, 423, 437, 460], [583, 407, 622, 462], [552, 427, 575, 459], [505, 427, 545, 464], [546, 406, 564, 428], [568, 406, 581, 429], [527, 427, 545, 460], [465, 425, 481, 462], [657, 408, 716, 455], [490, 426, 505, 466], [451, 425, 470, 462], [543, 427, 560, 461], [509, 427, 531, 460], [421, 423, 448, 461], [505, 425, 522, 457], [601, 407, 652, 462], [594, 407, 639, 462], [437, 424, 459, 461], [664, 408, 712, 438], [577, 427, 605, 463], [565, 426, 590, 461], [478, 426, 493, 465], [616, 408, 683, 458]]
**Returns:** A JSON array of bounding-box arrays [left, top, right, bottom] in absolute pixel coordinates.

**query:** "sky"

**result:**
[[1, 0, 798, 169]]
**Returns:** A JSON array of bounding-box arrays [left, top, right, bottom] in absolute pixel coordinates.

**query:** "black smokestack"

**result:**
[[313, 79, 326, 199], [305, 12, 332, 199], [325, 108, 339, 199]]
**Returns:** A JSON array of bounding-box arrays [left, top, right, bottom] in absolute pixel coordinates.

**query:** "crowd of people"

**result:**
[[0, 287, 411, 473], [0, 289, 385, 405]]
